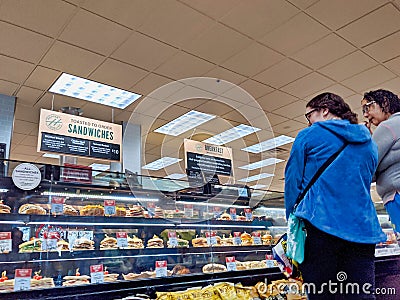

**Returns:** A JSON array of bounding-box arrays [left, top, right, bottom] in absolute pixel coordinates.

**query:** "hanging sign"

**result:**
[[12, 163, 41, 190]]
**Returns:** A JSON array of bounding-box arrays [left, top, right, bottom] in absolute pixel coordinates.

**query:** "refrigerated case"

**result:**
[[0, 160, 285, 299]]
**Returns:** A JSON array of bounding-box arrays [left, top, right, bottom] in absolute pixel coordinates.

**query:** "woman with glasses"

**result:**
[[362, 89, 400, 234], [286, 92, 386, 299]]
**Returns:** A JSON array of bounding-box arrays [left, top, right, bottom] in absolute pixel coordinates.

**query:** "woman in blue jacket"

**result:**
[[285, 92, 386, 299]]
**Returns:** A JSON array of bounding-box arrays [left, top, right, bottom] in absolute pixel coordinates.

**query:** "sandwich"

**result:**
[[31, 277, 55, 289], [191, 237, 208, 247], [103, 273, 119, 282], [202, 263, 227, 273], [241, 232, 253, 246], [172, 264, 190, 275], [18, 204, 47, 215], [262, 234, 273, 245], [57, 239, 70, 251], [100, 236, 118, 250], [220, 236, 234, 246], [0, 201, 11, 214], [219, 212, 232, 221], [62, 275, 90, 286], [127, 235, 144, 249], [80, 205, 104, 216], [115, 206, 127, 217], [63, 205, 79, 216], [72, 238, 94, 250], [18, 238, 42, 253], [154, 207, 164, 218], [127, 205, 144, 217], [146, 235, 164, 248], [167, 238, 189, 248]]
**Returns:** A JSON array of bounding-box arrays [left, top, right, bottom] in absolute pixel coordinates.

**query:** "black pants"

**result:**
[[299, 221, 376, 300]]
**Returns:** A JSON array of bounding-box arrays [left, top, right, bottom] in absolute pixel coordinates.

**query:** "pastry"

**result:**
[[63, 204, 79, 216], [18, 204, 47, 215], [0, 201, 11, 214], [80, 205, 104, 216], [146, 235, 164, 248]]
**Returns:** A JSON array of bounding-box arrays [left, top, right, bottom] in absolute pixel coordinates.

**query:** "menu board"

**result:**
[[37, 109, 121, 161]]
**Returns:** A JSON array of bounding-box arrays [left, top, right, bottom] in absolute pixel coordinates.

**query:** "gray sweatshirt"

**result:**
[[372, 112, 400, 204]]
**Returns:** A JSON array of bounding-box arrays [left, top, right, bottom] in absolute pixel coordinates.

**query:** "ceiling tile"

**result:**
[[273, 119, 306, 135], [204, 67, 246, 85], [0, 79, 18, 96], [257, 90, 298, 112], [20, 135, 39, 147], [180, 0, 240, 20], [281, 72, 334, 99], [314, 84, 356, 98], [342, 65, 396, 93], [40, 41, 104, 75], [15, 86, 43, 106], [384, 56, 400, 75], [194, 100, 235, 116], [338, 4, 400, 47], [112, 32, 178, 71], [239, 80, 274, 99], [184, 23, 252, 65], [89, 59, 148, 90], [79, 102, 117, 123], [307, 0, 387, 30], [265, 112, 288, 126], [363, 31, 400, 62], [260, 13, 330, 55], [344, 94, 364, 111], [13, 119, 37, 135], [36, 92, 88, 112], [14, 103, 40, 123], [287, 0, 319, 10], [273, 100, 307, 118], [10, 133, 25, 145], [220, 110, 248, 124], [138, 1, 211, 48], [59, 9, 131, 56], [222, 42, 284, 77], [0, 55, 35, 83], [25, 66, 61, 90], [318, 51, 377, 81], [132, 73, 173, 96], [0, 0, 76, 37], [0, 22, 52, 63], [176, 99, 208, 110], [292, 34, 356, 69], [220, 0, 299, 38], [254, 58, 312, 88], [154, 51, 215, 79], [81, 0, 159, 30], [376, 77, 400, 95]]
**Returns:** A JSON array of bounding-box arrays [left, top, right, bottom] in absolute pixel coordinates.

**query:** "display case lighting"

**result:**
[[203, 124, 261, 145], [238, 173, 273, 183], [41, 191, 158, 202], [164, 173, 187, 179], [176, 224, 266, 229], [27, 221, 174, 227], [42, 153, 60, 159], [241, 135, 294, 153], [177, 200, 249, 209], [250, 184, 267, 189]]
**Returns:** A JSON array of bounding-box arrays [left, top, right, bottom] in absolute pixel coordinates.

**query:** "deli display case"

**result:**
[[0, 159, 286, 299]]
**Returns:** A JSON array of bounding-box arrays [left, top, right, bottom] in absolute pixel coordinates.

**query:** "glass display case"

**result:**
[[0, 159, 285, 299]]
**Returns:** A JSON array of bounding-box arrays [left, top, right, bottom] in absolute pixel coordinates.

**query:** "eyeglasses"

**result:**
[[305, 108, 319, 123], [362, 101, 376, 114]]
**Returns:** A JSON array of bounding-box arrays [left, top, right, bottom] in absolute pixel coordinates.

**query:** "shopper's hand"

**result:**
[[364, 120, 373, 135]]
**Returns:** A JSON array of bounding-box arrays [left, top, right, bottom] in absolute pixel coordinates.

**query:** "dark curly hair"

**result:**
[[307, 92, 358, 124], [363, 89, 400, 114]]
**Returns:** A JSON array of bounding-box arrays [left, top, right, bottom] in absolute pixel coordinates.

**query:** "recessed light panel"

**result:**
[[49, 73, 142, 109], [154, 110, 216, 136], [203, 124, 261, 145], [164, 173, 187, 180], [238, 173, 274, 183], [142, 157, 182, 170], [250, 184, 267, 189], [241, 135, 294, 153], [42, 153, 60, 159], [239, 158, 284, 170]]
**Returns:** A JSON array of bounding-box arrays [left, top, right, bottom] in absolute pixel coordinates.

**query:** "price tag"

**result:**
[[90, 264, 104, 284], [155, 260, 168, 277], [265, 252, 276, 268], [116, 232, 128, 248], [213, 206, 222, 218], [168, 231, 178, 247], [206, 231, 217, 246], [229, 208, 237, 220], [252, 232, 262, 245], [14, 269, 32, 291], [244, 208, 253, 221], [104, 200, 116, 216], [233, 232, 242, 246], [147, 202, 155, 217], [0, 232, 11, 254], [42, 231, 60, 251], [184, 204, 194, 218], [51, 197, 64, 215], [225, 256, 237, 271], [68, 230, 93, 250]]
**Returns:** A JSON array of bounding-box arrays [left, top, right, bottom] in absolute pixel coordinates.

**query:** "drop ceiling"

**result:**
[[1, 0, 400, 198]]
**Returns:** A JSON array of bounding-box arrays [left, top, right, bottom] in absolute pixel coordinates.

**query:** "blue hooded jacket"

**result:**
[[285, 120, 386, 244]]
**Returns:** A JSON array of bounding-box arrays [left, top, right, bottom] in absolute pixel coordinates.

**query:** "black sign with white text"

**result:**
[[186, 152, 232, 177]]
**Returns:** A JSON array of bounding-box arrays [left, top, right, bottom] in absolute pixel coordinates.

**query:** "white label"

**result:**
[[0, 232, 11, 253], [226, 257, 237, 271], [184, 204, 193, 218], [244, 208, 252, 221], [14, 269, 32, 291], [252, 232, 262, 245], [155, 260, 168, 277], [104, 200, 116, 216], [265, 260, 276, 268], [12, 163, 41, 191], [206, 231, 217, 246], [233, 232, 241, 246], [168, 232, 178, 247], [90, 264, 104, 284], [68, 230, 93, 249], [116, 232, 128, 248]]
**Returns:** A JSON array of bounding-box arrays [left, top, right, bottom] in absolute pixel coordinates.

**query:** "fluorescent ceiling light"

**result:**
[[42, 153, 60, 159], [154, 110, 216, 136], [89, 163, 110, 176], [239, 158, 284, 170], [242, 135, 295, 153], [164, 173, 187, 180], [238, 173, 273, 183], [203, 124, 261, 145], [49, 73, 142, 109], [250, 184, 267, 189], [142, 157, 182, 170]]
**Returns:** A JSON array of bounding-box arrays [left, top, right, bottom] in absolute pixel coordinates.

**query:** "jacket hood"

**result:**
[[315, 120, 371, 143]]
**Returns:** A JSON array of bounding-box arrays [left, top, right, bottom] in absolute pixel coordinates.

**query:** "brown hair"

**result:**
[[307, 92, 358, 124], [363, 89, 400, 114]]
